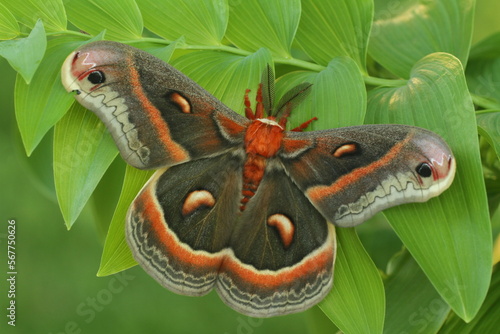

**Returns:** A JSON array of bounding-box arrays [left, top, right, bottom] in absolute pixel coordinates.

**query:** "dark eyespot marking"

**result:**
[[332, 143, 359, 158], [87, 70, 106, 84], [416, 162, 432, 177]]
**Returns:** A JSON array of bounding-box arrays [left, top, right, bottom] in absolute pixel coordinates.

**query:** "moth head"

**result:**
[[247, 65, 313, 130]]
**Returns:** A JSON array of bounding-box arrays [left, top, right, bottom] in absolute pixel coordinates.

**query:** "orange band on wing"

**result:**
[[307, 132, 414, 201], [282, 138, 312, 155], [221, 244, 333, 289], [128, 58, 189, 163], [215, 113, 248, 138]]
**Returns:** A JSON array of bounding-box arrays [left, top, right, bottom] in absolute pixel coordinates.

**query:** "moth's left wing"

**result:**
[[280, 124, 456, 227], [61, 41, 248, 170]]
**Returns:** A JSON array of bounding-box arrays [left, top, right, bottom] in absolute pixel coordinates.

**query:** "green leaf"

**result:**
[[466, 39, 500, 108], [0, 3, 20, 39], [476, 112, 500, 198], [383, 250, 449, 334], [274, 56, 366, 130], [97, 166, 154, 276], [366, 52, 492, 321], [53, 104, 118, 229], [88, 158, 125, 239], [1, 0, 66, 32], [172, 48, 273, 114], [356, 213, 402, 269], [369, 0, 474, 78], [469, 32, 500, 60], [495, 237, 500, 265], [467, 33, 500, 109], [0, 19, 46, 84], [225, 0, 301, 58], [65, 0, 143, 40], [15, 36, 87, 155], [306, 307, 340, 333], [294, 0, 373, 72], [439, 266, 500, 333], [320, 228, 385, 334], [477, 111, 500, 159], [136, 0, 228, 45], [146, 42, 177, 63], [129, 38, 180, 63]]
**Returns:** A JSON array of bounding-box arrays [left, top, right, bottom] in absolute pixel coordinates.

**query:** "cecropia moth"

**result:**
[[61, 41, 455, 317]]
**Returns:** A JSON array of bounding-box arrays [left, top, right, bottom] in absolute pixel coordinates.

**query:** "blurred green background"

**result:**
[[1, 0, 499, 333]]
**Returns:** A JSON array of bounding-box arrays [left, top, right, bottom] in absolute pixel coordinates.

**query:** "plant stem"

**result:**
[[471, 93, 500, 110], [60, 32, 409, 88], [47, 30, 90, 38]]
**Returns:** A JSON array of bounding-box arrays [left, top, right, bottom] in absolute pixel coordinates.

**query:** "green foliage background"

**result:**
[[0, 0, 499, 333]]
